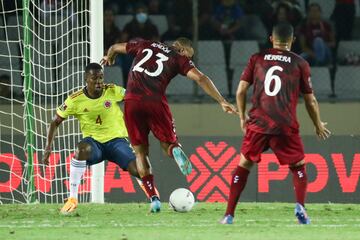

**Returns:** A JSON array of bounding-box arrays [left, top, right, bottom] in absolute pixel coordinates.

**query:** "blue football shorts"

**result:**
[[80, 137, 135, 170]]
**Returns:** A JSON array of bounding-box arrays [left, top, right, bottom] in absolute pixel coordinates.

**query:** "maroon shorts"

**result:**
[[124, 99, 177, 146], [241, 129, 305, 165]]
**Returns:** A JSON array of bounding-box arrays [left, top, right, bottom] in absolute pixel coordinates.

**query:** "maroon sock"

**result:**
[[290, 165, 308, 206], [225, 166, 250, 217], [141, 174, 158, 199]]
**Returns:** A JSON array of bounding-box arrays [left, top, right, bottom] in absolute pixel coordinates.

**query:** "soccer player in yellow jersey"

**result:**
[[42, 63, 146, 214]]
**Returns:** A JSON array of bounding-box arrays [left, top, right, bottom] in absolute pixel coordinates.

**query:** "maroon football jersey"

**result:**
[[241, 48, 313, 135], [125, 39, 195, 101]]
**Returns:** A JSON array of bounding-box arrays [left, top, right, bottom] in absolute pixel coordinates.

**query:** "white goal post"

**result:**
[[0, 0, 104, 204], [89, 0, 104, 204]]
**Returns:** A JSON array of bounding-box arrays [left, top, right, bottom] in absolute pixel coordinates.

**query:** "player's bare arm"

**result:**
[[42, 115, 64, 165], [101, 42, 127, 66], [186, 67, 237, 114], [303, 93, 331, 140], [236, 80, 250, 133]]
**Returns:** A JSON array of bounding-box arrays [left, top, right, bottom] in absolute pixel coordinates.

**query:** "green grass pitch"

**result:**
[[1, 202, 360, 240]]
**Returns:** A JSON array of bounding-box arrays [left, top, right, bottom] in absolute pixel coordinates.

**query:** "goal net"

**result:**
[[0, 0, 95, 203]]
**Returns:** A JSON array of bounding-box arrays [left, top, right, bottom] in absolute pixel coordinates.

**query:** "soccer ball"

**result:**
[[169, 188, 195, 213]]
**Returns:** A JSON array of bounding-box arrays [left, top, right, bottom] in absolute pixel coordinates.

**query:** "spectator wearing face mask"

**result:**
[[119, 3, 160, 86], [121, 4, 160, 42]]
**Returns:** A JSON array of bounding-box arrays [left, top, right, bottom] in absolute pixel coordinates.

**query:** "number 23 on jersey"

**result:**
[[132, 48, 169, 77]]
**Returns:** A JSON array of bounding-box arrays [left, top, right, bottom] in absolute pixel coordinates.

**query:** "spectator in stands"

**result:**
[[121, 4, 160, 42], [198, 0, 216, 40], [297, 3, 336, 66], [269, 2, 303, 52], [212, 0, 244, 40], [0, 74, 11, 98], [120, 3, 160, 86], [104, 8, 122, 54], [270, 0, 303, 25], [331, 0, 356, 41], [272, 2, 302, 28], [211, 0, 244, 40], [162, 0, 192, 41]]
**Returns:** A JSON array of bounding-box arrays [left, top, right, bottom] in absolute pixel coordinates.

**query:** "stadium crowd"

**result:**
[[102, 0, 359, 63], [0, 0, 359, 99], [100, 0, 360, 99]]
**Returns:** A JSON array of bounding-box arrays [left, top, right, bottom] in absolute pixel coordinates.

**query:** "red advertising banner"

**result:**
[[0, 136, 359, 203]]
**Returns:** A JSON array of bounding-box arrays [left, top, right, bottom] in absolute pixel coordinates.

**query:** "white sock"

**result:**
[[69, 158, 87, 199]]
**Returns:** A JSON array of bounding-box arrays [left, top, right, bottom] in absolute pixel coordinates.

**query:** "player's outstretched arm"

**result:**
[[303, 93, 331, 140], [101, 42, 127, 66], [42, 115, 64, 165], [186, 67, 237, 114], [236, 80, 250, 133]]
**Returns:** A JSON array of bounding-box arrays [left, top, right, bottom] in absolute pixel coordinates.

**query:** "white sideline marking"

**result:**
[[1, 221, 360, 229], [1, 223, 360, 228]]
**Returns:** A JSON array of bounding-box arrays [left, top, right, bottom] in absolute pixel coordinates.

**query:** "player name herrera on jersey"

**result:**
[[264, 54, 291, 63]]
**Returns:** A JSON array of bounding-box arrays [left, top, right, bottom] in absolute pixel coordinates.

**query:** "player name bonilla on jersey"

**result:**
[[151, 42, 171, 53], [264, 54, 291, 63]]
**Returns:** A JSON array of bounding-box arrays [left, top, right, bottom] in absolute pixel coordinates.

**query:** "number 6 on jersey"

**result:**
[[264, 66, 283, 96]]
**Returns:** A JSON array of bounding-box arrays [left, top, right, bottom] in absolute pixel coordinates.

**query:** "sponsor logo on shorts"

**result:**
[[104, 100, 111, 109]]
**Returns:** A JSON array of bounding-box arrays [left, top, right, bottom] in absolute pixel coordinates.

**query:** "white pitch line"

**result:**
[[1, 222, 360, 229]]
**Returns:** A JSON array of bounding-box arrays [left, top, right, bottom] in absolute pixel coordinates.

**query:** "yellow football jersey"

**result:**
[[56, 84, 127, 143]]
